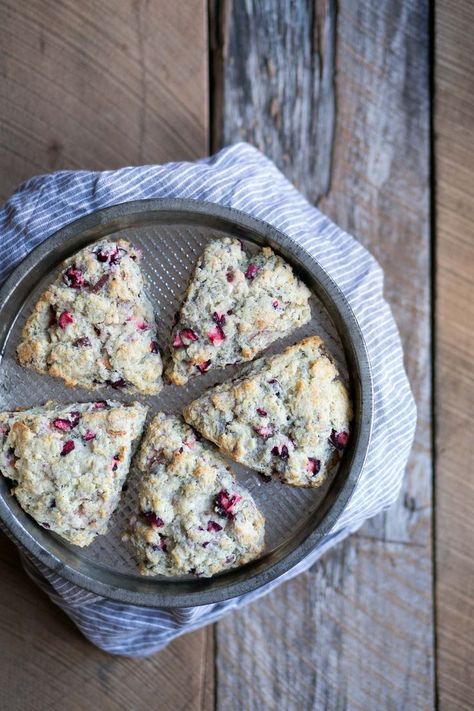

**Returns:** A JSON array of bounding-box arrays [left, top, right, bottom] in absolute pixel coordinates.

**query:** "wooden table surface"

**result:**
[[0, 1, 472, 709]]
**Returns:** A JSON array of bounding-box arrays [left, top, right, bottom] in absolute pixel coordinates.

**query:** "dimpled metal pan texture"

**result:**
[[0, 199, 373, 607]]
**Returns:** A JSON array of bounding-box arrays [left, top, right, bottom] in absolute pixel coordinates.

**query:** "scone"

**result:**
[[165, 237, 311, 385], [125, 413, 265, 577], [0, 400, 147, 546], [183, 336, 352, 487], [17, 239, 163, 394]]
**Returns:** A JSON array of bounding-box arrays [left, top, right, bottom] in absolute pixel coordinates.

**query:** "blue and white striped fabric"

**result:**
[[0, 143, 416, 656]]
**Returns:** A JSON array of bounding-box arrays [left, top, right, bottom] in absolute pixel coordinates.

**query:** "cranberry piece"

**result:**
[[82, 430, 96, 442], [136, 321, 150, 331], [63, 266, 84, 288], [172, 333, 184, 348], [212, 312, 226, 326], [245, 263, 260, 279], [89, 273, 109, 293], [207, 324, 225, 345], [67, 411, 80, 428], [158, 534, 168, 552], [268, 378, 279, 386], [197, 359, 212, 373], [58, 311, 74, 329], [329, 429, 349, 450], [106, 378, 126, 389], [272, 299, 280, 309], [41, 522, 51, 529], [110, 247, 126, 265], [226, 268, 235, 282], [52, 418, 72, 432], [93, 400, 107, 410], [256, 408, 267, 417], [0, 424, 10, 440], [306, 457, 321, 475], [95, 246, 125, 265], [207, 520, 223, 533], [144, 511, 164, 529], [95, 249, 110, 263], [214, 489, 242, 520], [150, 340, 160, 354], [253, 424, 275, 440], [111, 454, 120, 472], [74, 336, 91, 347], [60, 440, 75, 456], [271, 444, 289, 460], [180, 328, 199, 344]]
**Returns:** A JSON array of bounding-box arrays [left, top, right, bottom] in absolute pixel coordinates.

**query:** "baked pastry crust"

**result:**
[[165, 237, 311, 385], [17, 239, 163, 394], [0, 400, 147, 546], [183, 336, 352, 487], [126, 412, 265, 577]]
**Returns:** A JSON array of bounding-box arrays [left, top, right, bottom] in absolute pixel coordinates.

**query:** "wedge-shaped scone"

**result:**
[[17, 239, 163, 394], [125, 413, 265, 577], [166, 237, 311, 385], [184, 336, 352, 488], [0, 400, 147, 546]]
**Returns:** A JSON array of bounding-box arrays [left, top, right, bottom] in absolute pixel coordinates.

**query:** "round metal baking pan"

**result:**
[[0, 199, 373, 607]]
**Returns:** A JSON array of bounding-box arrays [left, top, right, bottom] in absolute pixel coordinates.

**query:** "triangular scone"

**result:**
[[183, 337, 352, 488], [0, 400, 147, 546], [17, 239, 163, 394], [125, 413, 265, 577], [165, 238, 311, 385]]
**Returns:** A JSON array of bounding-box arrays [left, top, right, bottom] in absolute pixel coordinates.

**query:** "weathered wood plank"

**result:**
[[212, 1, 433, 707], [0, 1, 212, 708], [217, 539, 433, 710], [210, 0, 336, 202], [435, 0, 474, 707]]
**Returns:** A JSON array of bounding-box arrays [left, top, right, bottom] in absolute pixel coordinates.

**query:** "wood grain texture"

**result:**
[[0, 1, 212, 709], [210, 0, 336, 201], [0, 535, 214, 711], [435, 1, 474, 708], [0, 0, 208, 202], [217, 539, 433, 710], [212, 1, 434, 708]]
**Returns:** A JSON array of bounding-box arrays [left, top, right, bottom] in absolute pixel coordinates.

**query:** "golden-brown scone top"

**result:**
[[0, 400, 147, 546], [125, 412, 265, 577], [166, 237, 311, 385], [184, 336, 352, 487], [17, 239, 163, 394]]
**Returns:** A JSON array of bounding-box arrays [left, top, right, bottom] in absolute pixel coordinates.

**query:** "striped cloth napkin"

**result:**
[[0, 144, 416, 656]]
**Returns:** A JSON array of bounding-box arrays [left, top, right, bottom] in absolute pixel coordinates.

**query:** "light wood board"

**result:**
[[211, 1, 434, 708]]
